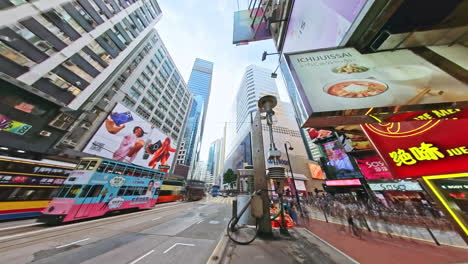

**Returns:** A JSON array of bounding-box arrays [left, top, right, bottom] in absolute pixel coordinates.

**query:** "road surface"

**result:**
[[0, 197, 233, 264]]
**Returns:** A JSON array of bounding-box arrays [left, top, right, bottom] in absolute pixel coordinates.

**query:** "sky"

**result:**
[[155, 0, 289, 160]]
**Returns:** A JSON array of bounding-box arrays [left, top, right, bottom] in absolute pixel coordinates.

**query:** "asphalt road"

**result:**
[[0, 197, 233, 264]]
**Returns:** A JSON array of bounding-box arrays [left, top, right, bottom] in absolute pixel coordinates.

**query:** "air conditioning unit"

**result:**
[[39, 130, 52, 137], [80, 123, 91, 130], [62, 139, 77, 147]]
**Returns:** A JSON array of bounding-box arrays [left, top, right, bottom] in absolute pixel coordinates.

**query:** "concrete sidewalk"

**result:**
[[220, 228, 358, 264]]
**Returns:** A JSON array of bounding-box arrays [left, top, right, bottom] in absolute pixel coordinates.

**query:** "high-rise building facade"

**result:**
[[207, 138, 223, 185], [0, 1, 192, 168], [64, 29, 192, 157], [177, 59, 213, 170], [225, 65, 309, 178]]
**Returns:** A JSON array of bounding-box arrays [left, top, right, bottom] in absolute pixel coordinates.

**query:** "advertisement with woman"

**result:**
[[83, 103, 176, 172]]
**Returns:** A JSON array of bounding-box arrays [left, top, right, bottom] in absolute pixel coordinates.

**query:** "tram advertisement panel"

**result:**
[[83, 103, 176, 172], [362, 119, 468, 179]]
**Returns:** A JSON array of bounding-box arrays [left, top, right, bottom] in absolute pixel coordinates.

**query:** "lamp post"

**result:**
[[284, 141, 303, 216]]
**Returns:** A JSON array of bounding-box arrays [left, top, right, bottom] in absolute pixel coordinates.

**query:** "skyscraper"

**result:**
[[225, 65, 308, 177], [0, 0, 165, 155], [177, 58, 213, 175]]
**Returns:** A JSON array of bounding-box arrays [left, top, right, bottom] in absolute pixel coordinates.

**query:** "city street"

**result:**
[[0, 198, 232, 264]]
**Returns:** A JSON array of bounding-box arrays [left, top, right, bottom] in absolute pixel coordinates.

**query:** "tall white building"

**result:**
[[225, 65, 309, 180]]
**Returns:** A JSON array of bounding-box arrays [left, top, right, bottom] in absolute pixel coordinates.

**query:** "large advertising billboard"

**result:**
[[320, 139, 362, 180], [233, 8, 271, 45], [362, 119, 468, 179], [286, 48, 468, 127], [283, 0, 369, 53], [83, 103, 176, 172]]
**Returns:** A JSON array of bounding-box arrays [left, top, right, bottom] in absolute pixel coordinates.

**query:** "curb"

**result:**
[[207, 232, 230, 264]]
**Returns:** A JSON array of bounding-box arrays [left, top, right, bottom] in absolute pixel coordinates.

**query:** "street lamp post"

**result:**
[[284, 142, 303, 217]]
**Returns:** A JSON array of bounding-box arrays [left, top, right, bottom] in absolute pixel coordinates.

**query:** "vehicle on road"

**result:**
[[0, 157, 75, 220], [157, 179, 184, 203], [211, 185, 220, 197], [39, 157, 164, 224], [186, 179, 205, 201]]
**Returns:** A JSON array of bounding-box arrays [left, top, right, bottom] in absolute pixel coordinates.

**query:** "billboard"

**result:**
[[233, 8, 271, 45], [320, 139, 362, 179], [286, 48, 468, 127], [362, 119, 468, 179], [83, 103, 176, 172], [307, 162, 325, 180], [356, 155, 393, 180], [283, 0, 369, 53]]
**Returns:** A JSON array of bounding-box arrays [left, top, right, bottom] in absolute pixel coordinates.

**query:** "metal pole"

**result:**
[[284, 143, 303, 216], [252, 111, 272, 236]]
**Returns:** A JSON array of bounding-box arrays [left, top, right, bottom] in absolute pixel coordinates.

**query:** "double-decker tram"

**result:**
[[40, 157, 164, 224], [0, 157, 74, 220], [157, 179, 184, 203]]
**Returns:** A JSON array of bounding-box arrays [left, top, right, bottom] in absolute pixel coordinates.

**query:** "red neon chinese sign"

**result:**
[[362, 119, 468, 179], [326, 179, 361, 186]]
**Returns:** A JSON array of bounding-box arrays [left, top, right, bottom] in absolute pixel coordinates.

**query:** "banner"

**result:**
[[0, 114, 31, 135], [320, 139, 362, 179], [83, 103, 176, 172], [356, 155, 393, 179], [362, 119, 468, 179], [286, 48, 468, 127], [283, 0, 369, 53]]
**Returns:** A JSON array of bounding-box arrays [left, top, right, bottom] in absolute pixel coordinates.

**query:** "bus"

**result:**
[[211, 185, 220, 197], [0, 157, 74, 220], [157, 179, 184, 203], [186, 179, 206, 201], [40, 157, 164, 224]]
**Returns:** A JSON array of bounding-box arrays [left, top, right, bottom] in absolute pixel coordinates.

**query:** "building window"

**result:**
[[10, 24, 56, 56], [88, 41, 112, 63], [165, 119, 173, 128], [158, 102, 168, 112], [161, 96, 170, 106], [135, 79, 145, 90], [141, 98, 154, 111], [162, 126, 171, 135], [44, 72, 81, 95], [136, 106, 150, 119], [62, 59, 94, 82], [150, 83, 161, 96], [78, 50, 104, 71], [54, 6, 88, 34], [34, 15, 72, 45], [0, 42, 35, 67], [151, 117, 162, 127], [154, 109, 165, 120], [122, 96, 136, 107], [128, 87, 141, 99]]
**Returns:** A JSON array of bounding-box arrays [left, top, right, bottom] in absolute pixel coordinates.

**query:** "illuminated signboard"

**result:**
[[308, 162, 325, 180], [368, 180, 422, 191], [362, 119, 468, 179], [326, 179, 361, 186], [83, 103, 175, 172], [232, 8, 271, 45], [286, 47, 468, 127], [423, 173, 468, 238], [356, 155, 393, 180], [0, 114, 31, 135]]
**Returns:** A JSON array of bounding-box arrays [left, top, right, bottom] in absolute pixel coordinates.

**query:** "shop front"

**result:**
[[368, 180, 428, 208]]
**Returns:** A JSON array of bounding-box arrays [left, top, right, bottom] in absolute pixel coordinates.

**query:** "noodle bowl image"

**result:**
[[324, 79, 388, 98]]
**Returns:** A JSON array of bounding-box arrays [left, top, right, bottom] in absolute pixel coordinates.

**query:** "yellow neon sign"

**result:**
[[423, 173, 468, 236]]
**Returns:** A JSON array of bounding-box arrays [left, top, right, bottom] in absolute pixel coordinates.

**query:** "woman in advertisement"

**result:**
[[113, 126, 146, 163], [145, 180, 155, 198], [147, 137, 176, 172]]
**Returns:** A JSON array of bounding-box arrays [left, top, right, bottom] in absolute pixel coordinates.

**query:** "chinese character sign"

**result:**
[[362, 119, 468, 179], [355, 156, 393, 180]]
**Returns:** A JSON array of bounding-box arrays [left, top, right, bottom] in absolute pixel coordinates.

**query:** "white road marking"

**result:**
[[196, 220, 203, 224], [0, 203, 187, 241], [0, 223, 42, 231], [129, 249, 155, 264], [163, 243, 195, 254], [56, 238, 90, 248], [151, 217, 161, 221], [209, 221, 219, 224]]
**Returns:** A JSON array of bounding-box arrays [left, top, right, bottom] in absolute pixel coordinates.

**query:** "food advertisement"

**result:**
[[286, 48, 468, 124], [283, 0, 369, 53], [83, 103, 176, 172], [0, 114, 31, 135], [321, 140, 362, 179], [362, 119, 468, 179], [355, 156, 393, 180]]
